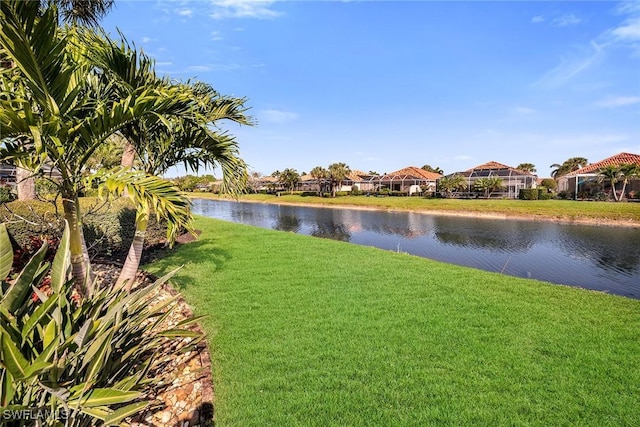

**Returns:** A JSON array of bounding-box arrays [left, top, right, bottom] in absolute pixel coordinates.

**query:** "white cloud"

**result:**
[[610, 16, 640, 42], [548, 133, 629, 147], [188, 65, 212, 72], [177, 9, 193, 17], [535, 41, 604, 89], [141, 36, 155, 43], [531, 15, 544, 24], [513, 106, 537, 115], [595, 96, 640, 108], [601, 2, 640, 52], [185, 63, 245, 73], [552, 14, 582, 27], [261, 109, 299, 124], [209, 0, 281, 20], [538, 2, 640, 89], [211, 31, 223, 41], [454, 155, 472, 161]]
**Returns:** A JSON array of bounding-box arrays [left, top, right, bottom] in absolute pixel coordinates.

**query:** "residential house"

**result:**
[[442, 161, 537, 199], [557, 152, 640, 200], [344, 170, 379, 192], [379, 167, 443, 194]]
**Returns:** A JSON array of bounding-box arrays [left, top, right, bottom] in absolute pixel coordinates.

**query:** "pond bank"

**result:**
[[202, 195, 640, 228]]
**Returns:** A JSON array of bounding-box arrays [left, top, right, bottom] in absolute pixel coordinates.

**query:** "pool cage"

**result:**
[[441, 161, 537, 199]]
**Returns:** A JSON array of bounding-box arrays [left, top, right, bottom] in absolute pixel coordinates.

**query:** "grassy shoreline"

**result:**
[[193, 193, 640, 227], [147, 216, 640, 426]]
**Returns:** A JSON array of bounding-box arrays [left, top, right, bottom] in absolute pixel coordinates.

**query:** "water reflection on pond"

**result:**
[[193, 199, 640, 299]]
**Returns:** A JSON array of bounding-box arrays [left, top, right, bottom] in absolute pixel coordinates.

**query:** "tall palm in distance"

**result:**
[[516, 163, 536, 173], [328, 162, 351, 198], [310, 166, 329, 196]]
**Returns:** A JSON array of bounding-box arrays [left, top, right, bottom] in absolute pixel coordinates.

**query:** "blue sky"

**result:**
[[101, 1, 640, 178]]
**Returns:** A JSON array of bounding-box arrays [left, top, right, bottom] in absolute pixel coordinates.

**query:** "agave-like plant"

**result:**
[[0, 221, 201, 426]]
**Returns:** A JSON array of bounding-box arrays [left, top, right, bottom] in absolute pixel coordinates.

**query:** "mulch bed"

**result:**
[[93, 229, 214, 426]]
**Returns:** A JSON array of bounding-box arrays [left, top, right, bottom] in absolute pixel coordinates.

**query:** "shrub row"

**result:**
[[519, 188, 553, 200], [1, 198, 167, 261]]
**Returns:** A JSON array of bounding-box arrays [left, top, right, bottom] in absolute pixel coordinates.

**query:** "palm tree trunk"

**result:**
[[16, 167, 36, 200], [115, 211, 148, 291], [612, 180, 620, 202], [62, 195, 92, 296], [620, 179, 628, 201], [120, 140, 136, 197]]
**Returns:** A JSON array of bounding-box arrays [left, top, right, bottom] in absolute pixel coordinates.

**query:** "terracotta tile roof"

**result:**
[[347, 169, 369, 181], [564, 152, 640, 176], [382, 166, 443, 181]]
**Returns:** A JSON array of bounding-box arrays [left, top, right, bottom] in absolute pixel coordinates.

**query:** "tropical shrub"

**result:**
[[0, 201, 64, 249], [0, 186, 16, 203], [539, 178, 557, 191], [0, 221, 201, 426], [2, 200, 168, 261], [519, 189, 538, 200], [537, 188, 553, 200]]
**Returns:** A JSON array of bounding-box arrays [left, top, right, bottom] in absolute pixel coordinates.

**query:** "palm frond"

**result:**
[[91, 168, 195, 244]]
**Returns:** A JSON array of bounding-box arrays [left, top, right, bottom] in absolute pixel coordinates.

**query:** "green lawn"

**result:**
[[146, 216, 640, 426], [195, 193, 640, 224]]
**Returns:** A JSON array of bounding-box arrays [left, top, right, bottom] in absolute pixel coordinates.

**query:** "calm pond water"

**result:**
[[192, 199, 640, 299]]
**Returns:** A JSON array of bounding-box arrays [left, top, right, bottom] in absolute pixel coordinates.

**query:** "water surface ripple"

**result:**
[[192, 199, 640, 299]]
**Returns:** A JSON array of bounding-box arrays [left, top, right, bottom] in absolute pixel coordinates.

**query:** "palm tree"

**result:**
[[328, 163, 351, 198], [550, 157, 588, 179], [310, 166, 329, 196], [597, 164, 637, 202], [89, 169, 193, 290], [0, 1, 193, 293], [516, 163, 536, 173], [437, 174, 467, 198], [277, 168, 300, 194], [81, 32, 251, 288], [598, 165, 622, 201], [47, 0, 115, 27], [619, 164, 639, 200], [248, 171, 263, 193], [474, 177, 504, 198]]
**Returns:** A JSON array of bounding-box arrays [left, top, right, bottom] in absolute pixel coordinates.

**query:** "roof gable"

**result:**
[[383, 166, 443, 180], [564, 152, 640, 176]]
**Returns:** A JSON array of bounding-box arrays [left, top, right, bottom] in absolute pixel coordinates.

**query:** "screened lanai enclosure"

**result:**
[[440, 161, 537, 199]]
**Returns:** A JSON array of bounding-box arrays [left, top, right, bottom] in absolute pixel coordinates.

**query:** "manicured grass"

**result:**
[[195, 193, 640, 224], [146, 216, 640, 426]]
